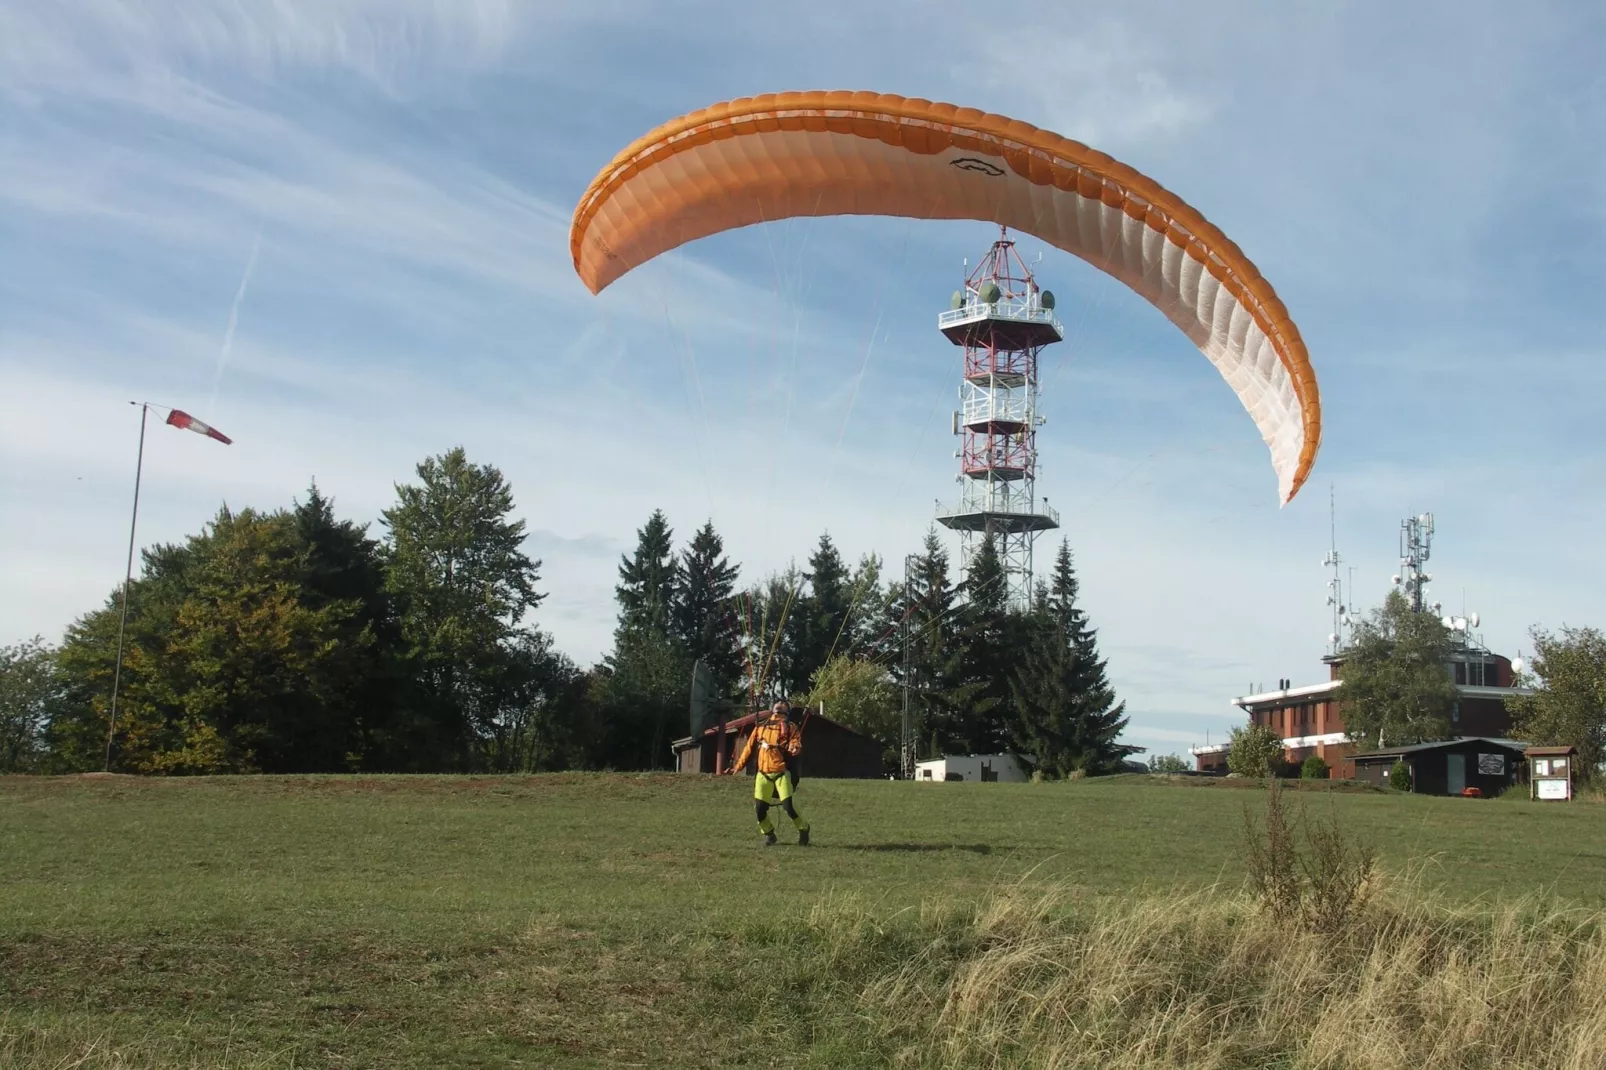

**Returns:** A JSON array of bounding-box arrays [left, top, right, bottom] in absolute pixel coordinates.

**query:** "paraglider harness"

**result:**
[[780, 705, 812, 787], [748, 703, 811, 786]]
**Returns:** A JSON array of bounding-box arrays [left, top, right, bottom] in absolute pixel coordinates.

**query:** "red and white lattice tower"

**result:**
[[936, 227, 1061, 609]]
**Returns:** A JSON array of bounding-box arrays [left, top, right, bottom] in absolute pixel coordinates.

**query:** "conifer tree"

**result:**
[[602, 509, 691, 768], [887, 528, 961, 759], [615, 509, 678, 633], [1010, 539, 1136, 776], [671, 520, 743, 696], [745, 566, 806, 702], [795, 532, 851, 689], [945, 533, 1016, 754]]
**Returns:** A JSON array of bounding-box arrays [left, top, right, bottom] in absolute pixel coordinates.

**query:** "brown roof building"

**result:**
[[671, 709, 886, 779]]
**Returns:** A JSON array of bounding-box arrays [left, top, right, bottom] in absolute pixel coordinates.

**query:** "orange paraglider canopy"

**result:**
[[570, 90, 1319, 504]]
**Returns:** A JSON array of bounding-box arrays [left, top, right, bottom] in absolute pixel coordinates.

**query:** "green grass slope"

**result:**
[[2, 773, 1603, 1068]]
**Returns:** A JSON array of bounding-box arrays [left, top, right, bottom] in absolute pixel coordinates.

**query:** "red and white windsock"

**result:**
[[164, 409, 232, 445]]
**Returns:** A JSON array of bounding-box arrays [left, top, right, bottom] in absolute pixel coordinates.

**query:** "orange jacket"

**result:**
[[732, 716, 801, 776]]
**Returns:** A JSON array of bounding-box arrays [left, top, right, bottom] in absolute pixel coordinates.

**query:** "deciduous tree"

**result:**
[[0, 637, 59, 773], [1338, 590, 1456, 750], [805, 655, 899, 770], [1508, 625, 1606, 783], [381, 447, 545, 769]]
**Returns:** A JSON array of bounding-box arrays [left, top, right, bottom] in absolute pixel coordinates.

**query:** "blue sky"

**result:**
[[2, 0, 1603, 759]]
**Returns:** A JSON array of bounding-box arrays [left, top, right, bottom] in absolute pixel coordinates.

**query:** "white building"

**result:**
[[913, 754, 1032, 783]]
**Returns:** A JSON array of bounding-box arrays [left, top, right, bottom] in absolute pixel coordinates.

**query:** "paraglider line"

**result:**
[[653, 275, 718, 521], [834, 213, 918, 453]]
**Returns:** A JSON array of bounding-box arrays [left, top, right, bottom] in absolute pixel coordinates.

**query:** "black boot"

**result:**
[[763, 831, 778, 847], [798, 828, 810, 847]]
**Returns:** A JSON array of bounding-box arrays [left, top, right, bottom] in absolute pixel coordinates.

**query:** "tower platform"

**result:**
[[938, 303, 1064, 350], [934, 502, 1060, 534]]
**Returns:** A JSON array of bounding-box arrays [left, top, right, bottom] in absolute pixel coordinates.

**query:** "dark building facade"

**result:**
[[1350, 737, 1527, 796], [671, 710, 885, 779]]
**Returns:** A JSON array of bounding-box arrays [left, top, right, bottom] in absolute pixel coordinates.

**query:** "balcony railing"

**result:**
[[938, 299, 1063, 335], [961, 397, 1031, 426], [935, 500, 1060, 528]]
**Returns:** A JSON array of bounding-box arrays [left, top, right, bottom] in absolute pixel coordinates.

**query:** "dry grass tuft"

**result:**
[[837, 878, 1606, 1069], [0, 1014, 293, 1069]]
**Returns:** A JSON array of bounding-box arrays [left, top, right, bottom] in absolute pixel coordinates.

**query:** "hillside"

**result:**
[[3, 773, 1603, 1067]]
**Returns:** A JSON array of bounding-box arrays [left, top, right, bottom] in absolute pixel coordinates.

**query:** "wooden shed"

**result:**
[[1350, 736, 1528, 796], [671, 709, 886, 779]]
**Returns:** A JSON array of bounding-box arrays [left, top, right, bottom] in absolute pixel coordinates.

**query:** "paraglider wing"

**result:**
[[570, 90, 1319, 504]]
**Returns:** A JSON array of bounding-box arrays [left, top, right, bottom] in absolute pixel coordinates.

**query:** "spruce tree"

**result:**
[[671, 520, 743, 696], [797, 532, 851, 688], [604, 509, 690, 768], [946, 533, 1015, 754], [887, 528, 961, 759], [615, 509, 678, 633], [745, 566, 806, 702], [1010, 539, 1136, 776]]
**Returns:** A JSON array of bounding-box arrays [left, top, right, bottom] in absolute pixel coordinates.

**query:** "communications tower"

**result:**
[[1394, 512, 1434, 613], [935, 228, 1061, 608]]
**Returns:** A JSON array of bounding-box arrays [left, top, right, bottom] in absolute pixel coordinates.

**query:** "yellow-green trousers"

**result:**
[[754, 770, 808, 835]]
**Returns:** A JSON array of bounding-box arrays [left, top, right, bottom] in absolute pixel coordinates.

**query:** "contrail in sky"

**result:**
[[208, 229, 262, 416]]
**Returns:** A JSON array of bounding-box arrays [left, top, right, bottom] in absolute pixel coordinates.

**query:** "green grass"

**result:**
[[2, 773, 1603, 1067]]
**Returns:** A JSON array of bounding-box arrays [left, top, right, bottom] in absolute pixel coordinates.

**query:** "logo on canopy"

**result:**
[[950, 157, 1005, 177]]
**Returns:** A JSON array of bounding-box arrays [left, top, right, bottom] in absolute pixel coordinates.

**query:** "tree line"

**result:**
[[0, 447, 1139, 777]]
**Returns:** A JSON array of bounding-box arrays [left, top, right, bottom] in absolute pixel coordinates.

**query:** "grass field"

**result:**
[[3, 773, 1605, 1068]]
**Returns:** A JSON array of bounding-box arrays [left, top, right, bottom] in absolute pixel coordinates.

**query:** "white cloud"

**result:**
[[1126, 726, 1213, 748], [962, 19, 1215, 152], [0, 0, 523, 94]]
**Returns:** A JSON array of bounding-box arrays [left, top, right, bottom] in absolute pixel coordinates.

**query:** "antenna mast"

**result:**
[[1393, 512, 1434, 613], [1323, 484, 1350, 655]]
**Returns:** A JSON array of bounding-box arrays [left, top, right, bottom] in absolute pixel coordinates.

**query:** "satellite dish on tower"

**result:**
[[1470, 612, 1480, 628]]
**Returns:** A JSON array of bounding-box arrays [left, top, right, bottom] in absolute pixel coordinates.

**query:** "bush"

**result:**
[[1389, 758, 1413, 792], [1227, 723, 1284, 779], [1300, 754, 1329, 780], [1241, 778, 1376, 933], [1148, 754, 1190, 774]]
